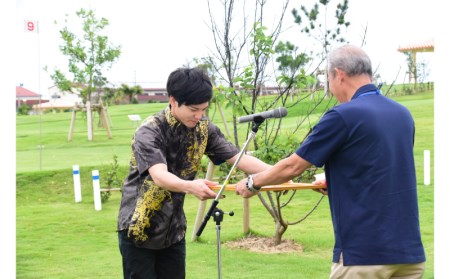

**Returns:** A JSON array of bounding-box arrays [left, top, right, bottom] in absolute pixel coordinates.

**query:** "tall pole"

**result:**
[[37, 24, 43, 171], [25, 19, 43, 170]]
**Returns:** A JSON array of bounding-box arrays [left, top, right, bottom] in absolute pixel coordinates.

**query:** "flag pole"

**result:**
[[37, 26, 42, 171], [25, 19, 43, 171]]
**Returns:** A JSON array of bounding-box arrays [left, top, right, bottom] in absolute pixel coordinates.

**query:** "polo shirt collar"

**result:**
[[351, 84, 379, 100]]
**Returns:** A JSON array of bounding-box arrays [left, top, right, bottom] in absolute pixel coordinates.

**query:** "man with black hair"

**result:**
[[117, 67, 271, 278]]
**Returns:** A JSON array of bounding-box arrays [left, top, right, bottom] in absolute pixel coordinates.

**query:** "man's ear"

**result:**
[[169, 96, 176, 107], [335, 68, 346, 83]]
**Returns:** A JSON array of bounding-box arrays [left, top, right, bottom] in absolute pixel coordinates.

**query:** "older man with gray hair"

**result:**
[[235, 44, 426, 278]]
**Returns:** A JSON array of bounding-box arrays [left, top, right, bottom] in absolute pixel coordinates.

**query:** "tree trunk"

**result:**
[[86, 101, 93, 141], [273, 220, 288, 245], [232, 115, 240, 149]]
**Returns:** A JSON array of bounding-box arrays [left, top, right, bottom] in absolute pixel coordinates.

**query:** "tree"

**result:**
[[101, 86, 119, 105], [292, 0, 350, 96], [206, 0, 292, 148], [202, 0, 350, 245], [118, 84, 144, 104], [46, 8, 121, 141]]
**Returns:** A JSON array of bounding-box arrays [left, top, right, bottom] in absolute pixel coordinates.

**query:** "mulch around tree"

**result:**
[[224, 234, 303, 254]]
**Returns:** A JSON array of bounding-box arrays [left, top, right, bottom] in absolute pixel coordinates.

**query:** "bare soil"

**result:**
[[224, 234, 303, 254]]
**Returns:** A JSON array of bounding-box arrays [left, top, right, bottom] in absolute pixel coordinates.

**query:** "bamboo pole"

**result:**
[[99, 104, 112, 139], [191, 161, 215, 241], [208, 182, 325, 192], [243, 195, 250, 233], [68, 109, 77, 142], [86, 101, 93, 141]]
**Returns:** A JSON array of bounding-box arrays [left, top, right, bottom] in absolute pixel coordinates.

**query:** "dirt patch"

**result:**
[[224, 234, 303, 254]]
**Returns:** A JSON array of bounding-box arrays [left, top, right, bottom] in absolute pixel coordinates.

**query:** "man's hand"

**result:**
[[189, 179, 220, 200], [312, 179, 328, 195], [235, 177, 259, 198]]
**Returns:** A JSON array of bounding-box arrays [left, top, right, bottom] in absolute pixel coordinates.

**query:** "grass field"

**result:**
[[16, 89, 434, 278]]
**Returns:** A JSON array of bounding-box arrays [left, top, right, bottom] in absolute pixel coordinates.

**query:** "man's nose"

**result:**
[[194, 111, 203, 120]]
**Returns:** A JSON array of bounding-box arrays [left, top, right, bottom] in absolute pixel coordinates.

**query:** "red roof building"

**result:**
[[137, 88, 169, 103], [16, 86, 40, 99], [16, 86, 48, 109]]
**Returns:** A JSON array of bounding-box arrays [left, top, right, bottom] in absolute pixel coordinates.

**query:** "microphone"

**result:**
[[238, 107, 288, 123]]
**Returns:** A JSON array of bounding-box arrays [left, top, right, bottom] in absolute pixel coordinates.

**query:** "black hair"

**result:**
[[166, 67, 213, 106]]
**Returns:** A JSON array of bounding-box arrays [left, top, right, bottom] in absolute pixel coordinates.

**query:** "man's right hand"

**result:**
[[312, 179, 327, 195], [189, 179, 221, 200]]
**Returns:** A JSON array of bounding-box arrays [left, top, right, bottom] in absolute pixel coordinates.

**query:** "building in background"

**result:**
[[137, 88, 169, 103], [16, 86, 48, 113], [32, 85, 83, 112]]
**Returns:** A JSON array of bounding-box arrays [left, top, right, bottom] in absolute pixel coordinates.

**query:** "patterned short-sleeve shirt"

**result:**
[[117, 107, 239, 249]]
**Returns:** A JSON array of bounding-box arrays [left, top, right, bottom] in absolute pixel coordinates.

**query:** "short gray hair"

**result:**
[[328, 45, 372, 78]]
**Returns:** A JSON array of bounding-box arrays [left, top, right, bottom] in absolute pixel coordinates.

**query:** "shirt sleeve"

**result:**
[[205, 121, 240, 165], [132, 121, 167, 174], [296, 110, 347, 167]]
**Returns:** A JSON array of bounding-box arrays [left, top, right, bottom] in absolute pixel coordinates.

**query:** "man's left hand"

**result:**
[[235, 178, 259, 198]]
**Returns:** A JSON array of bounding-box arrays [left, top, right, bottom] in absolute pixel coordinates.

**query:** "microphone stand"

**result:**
[[196, 117, 265, 279], [213, 207, 234, 279]]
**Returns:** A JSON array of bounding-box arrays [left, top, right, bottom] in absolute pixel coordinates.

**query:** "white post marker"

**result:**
[[424, 150, 430, 186], [73, 165, 82, 203], [92, 170, 102, 211]]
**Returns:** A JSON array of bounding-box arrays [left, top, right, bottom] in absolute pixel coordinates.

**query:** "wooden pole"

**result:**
[[217, 101, 231, 138], [104, 105, 113, 128], [243, 197, 250, 234], [208, 183, 326, 234], [412, 51, 417, 89], [86, 101, 93, 141], [192, 160, 215, 241], [208, 182, 325, 192], [99, 104, 112, 139], [68, 109, 77, 142]]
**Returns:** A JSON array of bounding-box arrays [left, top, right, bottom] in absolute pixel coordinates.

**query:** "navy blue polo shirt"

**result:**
[[296, 84, 425, 265]]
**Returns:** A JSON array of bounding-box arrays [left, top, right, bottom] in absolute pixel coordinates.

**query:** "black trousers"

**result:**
[[118, 230, 186, 279]]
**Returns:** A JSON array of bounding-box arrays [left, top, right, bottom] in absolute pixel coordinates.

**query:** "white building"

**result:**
[[33, 85, 83, 112]]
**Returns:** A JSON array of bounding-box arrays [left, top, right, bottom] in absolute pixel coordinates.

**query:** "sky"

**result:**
[[15, 0, 438, 98]]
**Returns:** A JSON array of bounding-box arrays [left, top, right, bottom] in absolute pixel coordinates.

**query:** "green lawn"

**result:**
[[16, 90, 434, 278]]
